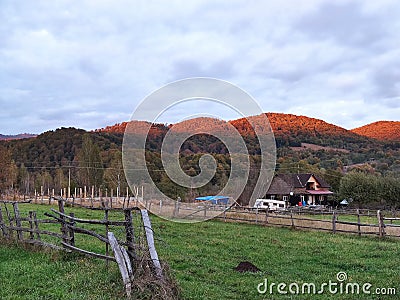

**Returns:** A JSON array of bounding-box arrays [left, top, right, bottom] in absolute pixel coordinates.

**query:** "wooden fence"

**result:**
[[139, 199, 400, 239], [0, 199, 163, 298], [213, 207, 400, 238]]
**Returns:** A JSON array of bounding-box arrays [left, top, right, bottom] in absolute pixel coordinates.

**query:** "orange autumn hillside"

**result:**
[[351, 121, 400, 141], [97, 113, 375, 150], [99, 113, 359, 139]]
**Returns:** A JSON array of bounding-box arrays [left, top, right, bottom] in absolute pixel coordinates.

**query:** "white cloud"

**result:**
[[0, 0, 399, 134]]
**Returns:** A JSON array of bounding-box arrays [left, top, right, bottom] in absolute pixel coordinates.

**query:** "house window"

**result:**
[[270, 195, 275, 200], [300, 195, 305, 202], [283, 196, 288, 201], [306, 182, 315, 190]]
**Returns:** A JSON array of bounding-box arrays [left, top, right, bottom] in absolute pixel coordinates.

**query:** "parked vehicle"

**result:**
[[254, 199, 287, 211]]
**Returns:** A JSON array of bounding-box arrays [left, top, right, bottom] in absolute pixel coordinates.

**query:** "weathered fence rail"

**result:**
[[211, 207, 397, 238], [139, 198, 400, 239], [0, 199, 163, 298]]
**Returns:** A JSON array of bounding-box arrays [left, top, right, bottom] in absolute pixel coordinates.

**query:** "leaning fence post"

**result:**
[[13, 202, 23, 241], [108, 232, 132, 298], [140, 209, 163, 279]]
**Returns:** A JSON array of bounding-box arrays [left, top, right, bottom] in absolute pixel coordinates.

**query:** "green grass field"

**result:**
[[0, 241, 124, 300], [1, 203, 400, 299], [153, 217, 400, 300]]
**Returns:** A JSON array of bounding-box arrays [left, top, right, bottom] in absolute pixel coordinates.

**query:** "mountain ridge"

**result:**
[[97, 112, 387, 145], [2, 113, 399, 143], [0, 133, 37, 141], [351, 121, 400, 141]]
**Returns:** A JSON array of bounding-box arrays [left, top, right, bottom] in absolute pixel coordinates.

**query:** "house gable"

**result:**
[[265, 173, 333, 203]]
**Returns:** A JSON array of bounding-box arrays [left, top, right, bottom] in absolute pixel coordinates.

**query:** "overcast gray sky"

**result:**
[[1, 0, 399, 134]]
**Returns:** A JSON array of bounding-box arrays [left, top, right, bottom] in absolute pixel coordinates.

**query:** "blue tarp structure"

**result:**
[[195, 195, 230, 205]]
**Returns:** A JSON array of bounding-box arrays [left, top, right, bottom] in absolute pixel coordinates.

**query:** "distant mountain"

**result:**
[[351, 121, 400, 141], [266, 113, 358, 139], [5, 113, 399, 166], [99, 112, 364, 137], [0, 133, 36, 141], [98, 113, 373, 150], [2, 113, 399, 202]]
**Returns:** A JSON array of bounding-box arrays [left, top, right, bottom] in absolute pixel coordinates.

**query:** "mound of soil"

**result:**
[[234, 261, 261, 273]]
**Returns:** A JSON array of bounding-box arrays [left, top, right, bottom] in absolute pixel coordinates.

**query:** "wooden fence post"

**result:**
[[357, 209, 361, 236], [105, 209, 110, 268], [377, 210, 385, 238], [124, 209, 136, 263], [69, 213, 75, 247], [290, 212, 295, 229], [28, 211, 35, 240], [4, 204, 13, 239], [255, 208, 259, 224], [332, 211, 337, 234], [173, 201, 178, 218], [32, 211, 41, 240], [140, 209, 163, 279], [0, 205, 7, 237], [13, 202, 23, 241], [58, 199, 69, 244], [108, 232, 132, 298], [265, 209, 269, 225]]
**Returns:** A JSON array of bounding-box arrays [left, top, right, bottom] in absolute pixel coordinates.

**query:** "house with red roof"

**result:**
[[265, 173, 334, 206]]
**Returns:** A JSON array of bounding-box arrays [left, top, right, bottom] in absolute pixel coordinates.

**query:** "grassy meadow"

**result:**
[[1, 203, 400, 299]]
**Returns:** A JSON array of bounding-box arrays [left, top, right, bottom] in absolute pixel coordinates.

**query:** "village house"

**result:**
[[265, 173, 333, 206]]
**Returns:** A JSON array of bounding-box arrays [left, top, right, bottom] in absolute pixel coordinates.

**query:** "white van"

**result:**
[[254, 199, 287, 211]]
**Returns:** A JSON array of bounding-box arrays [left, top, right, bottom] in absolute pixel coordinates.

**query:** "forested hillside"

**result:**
[[352, 121, 400, 141], [1, 113, 399, 207]]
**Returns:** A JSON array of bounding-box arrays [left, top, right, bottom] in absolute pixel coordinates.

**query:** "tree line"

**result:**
[[1, 126, 399, 207], [0, 133, 128, 198]]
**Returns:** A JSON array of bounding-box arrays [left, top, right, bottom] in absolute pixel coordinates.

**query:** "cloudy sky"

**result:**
[[1, 0, 399, 135]]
